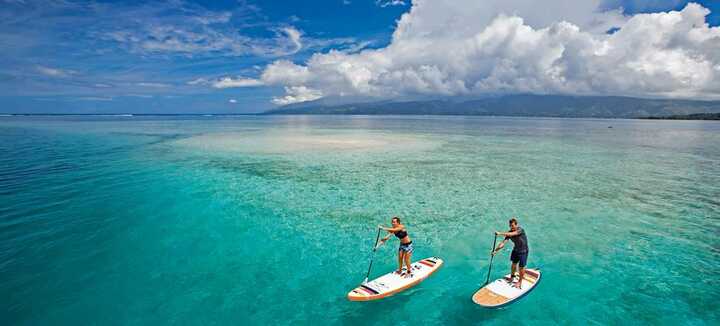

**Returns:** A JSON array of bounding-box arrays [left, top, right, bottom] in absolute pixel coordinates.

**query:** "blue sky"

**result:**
[[1, 0, 718, 114]]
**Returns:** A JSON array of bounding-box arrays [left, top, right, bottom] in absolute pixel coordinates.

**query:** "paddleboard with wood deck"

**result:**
[[472, 268, 541, 308], [347, 257, 443, 301]]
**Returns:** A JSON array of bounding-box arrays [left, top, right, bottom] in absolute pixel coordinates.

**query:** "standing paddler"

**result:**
[[378, 216, 414, 278], [491, 217, 530, 289]]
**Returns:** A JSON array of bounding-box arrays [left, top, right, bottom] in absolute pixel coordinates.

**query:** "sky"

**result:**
[[1, 0, 718, 114]]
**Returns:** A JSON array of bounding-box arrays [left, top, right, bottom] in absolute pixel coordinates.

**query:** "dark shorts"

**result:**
[[510, 250, 528, 267]]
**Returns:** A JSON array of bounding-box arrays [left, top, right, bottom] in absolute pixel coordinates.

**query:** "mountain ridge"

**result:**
[[264, 94, 720, 118]]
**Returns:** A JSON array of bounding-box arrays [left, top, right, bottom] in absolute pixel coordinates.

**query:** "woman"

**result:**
[[378, 216, 414, 278]]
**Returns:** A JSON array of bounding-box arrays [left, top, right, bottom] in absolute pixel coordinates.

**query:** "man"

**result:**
[[492, 217, 529, 289]]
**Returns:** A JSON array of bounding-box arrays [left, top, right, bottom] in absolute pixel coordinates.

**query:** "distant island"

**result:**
[[641, 113, 720, 120], [264, 94, 720, 119]]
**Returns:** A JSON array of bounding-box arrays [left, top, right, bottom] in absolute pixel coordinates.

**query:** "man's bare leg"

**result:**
[[510, 262, 517, 283], [517, 267, 525, 289]]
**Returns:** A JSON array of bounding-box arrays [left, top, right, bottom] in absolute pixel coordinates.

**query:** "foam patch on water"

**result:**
[[174, 130, 440, 154]]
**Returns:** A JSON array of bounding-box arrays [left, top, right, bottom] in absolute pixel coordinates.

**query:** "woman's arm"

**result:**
[[378, 224, 404, 233]]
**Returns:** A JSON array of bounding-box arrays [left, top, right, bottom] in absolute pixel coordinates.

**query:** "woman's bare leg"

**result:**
[[404, 252, 413, 277], [396, 251, 404, 273]]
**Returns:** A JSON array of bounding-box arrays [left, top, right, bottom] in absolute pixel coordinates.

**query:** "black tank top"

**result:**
[[394, 229, 408, 239], [507, 227, 529, 253]]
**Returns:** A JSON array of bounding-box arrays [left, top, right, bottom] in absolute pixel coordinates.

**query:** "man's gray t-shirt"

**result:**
[[506, 227, 529, 253]]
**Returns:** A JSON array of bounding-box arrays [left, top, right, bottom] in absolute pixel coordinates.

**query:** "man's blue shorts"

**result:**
[[510, 250, 528, 267]]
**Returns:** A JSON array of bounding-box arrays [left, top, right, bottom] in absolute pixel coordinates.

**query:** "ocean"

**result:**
[[1, 115, 718, 325]]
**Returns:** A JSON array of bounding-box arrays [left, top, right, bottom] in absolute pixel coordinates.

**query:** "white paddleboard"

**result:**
[[472, 268, 541, 308], [347, 257, 443, 301]]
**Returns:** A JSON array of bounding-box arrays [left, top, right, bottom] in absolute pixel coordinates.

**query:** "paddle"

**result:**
[[484, 233, 498, 286], [363, 227, 383, 284]]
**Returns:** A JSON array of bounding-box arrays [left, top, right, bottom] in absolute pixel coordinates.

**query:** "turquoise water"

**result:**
[[1, 115, 718, 325]]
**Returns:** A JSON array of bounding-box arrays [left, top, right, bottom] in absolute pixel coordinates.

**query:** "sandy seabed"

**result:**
[[174, 129, 441, 154]]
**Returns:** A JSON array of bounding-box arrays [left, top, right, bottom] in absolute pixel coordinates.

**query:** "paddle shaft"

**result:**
[[364, 227, 383, 283], [484, 233, 498, 285]]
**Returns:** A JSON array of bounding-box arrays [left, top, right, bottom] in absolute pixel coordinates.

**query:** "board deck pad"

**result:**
[[472, 268, 541, 308], [347, 257, 443, 301]]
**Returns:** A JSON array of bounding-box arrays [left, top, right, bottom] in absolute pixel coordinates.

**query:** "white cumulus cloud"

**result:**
[[271, 86, 322, 105], [254, 1, 720, 104]]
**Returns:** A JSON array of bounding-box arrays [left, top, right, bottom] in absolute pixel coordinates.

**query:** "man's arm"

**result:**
[[492, 239, 508, 255], [496, 230, 520, 237]]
